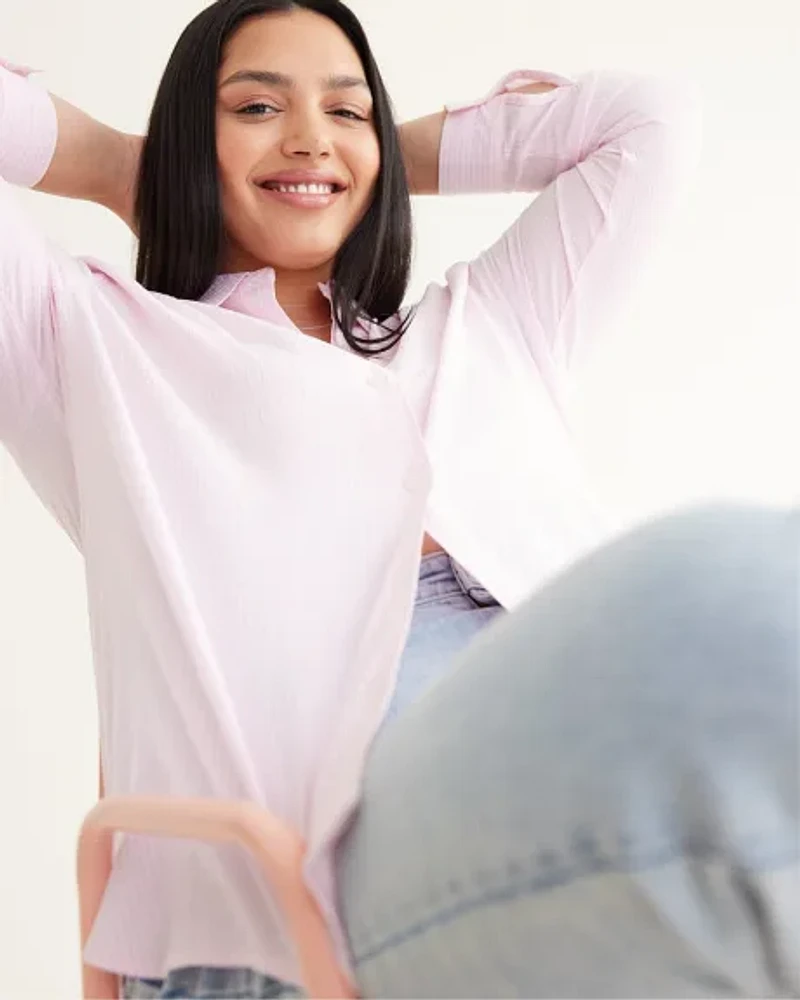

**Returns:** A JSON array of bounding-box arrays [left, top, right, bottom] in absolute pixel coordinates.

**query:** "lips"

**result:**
[[260, 181, 340, 194], [256, 184, 344, 210], [255, 172, 347, 193]]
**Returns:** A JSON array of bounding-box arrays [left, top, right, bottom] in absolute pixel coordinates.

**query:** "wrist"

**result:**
[[100, 132, 142, 233], [397, 111, 446, 196]]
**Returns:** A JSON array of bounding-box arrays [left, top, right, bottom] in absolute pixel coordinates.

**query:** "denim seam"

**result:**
[[352, 841, 800, 968], [413, 592, 479, 609]]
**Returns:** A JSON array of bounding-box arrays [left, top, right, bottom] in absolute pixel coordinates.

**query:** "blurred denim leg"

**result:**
[[335, 504, 800, 998], [121, 966, 305, 998]]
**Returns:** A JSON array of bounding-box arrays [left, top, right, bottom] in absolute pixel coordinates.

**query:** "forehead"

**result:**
[[220, 9, 364, 75]]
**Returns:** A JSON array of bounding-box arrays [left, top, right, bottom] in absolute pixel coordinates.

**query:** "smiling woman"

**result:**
[[214, 10, 381, 326], [6, 1, 793, 999], [135, 0, 413, 352]]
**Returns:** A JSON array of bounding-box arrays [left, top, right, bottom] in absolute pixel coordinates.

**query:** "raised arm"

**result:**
[[0, 57, 140, 232], [0, 57, 93, 540], [33, 90, 141, 233], [0, 58, 100, 441], [405, 68, 703, 378], [399, 81, 559, 196]]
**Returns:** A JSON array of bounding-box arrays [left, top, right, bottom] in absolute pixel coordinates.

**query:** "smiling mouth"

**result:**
[[258, 181, 346, 194], [256, 181, 346, 209]]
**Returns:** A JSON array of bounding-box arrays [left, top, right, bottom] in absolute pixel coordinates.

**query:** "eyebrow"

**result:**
[[220, 69, 370, 92]]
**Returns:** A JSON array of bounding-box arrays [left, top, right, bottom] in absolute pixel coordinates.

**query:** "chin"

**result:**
[[261, 245, 342, 274]]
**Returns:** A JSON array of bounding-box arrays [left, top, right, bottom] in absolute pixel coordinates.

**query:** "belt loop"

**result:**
[[449, 556, 499, 608]]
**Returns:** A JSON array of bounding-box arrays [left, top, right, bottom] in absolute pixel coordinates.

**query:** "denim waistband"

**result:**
[[416, 552, 500, 608]]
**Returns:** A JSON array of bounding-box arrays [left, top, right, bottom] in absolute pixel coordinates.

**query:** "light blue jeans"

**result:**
[[122, 503, 799, 998]]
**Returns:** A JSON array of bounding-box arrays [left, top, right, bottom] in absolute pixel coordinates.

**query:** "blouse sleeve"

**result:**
[[0, 57, 74, 424], [0, 58, 86, 542], [438, 67, 704, 377]]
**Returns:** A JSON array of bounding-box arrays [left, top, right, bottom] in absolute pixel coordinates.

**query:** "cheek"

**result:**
[[216, 123, 260, 193], [215, 133, 239, 202], [354, 139, 381, 203], [366, 137, 381, 185]]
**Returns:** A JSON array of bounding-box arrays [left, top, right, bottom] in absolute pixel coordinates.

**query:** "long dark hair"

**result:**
[[134, 0, 414, 356]]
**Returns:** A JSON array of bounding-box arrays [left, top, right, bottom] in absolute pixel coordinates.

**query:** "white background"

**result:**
[[1, 0, 798, 995]]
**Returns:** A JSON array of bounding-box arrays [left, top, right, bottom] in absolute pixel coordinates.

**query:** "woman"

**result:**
[[1, 0, 797, 997]]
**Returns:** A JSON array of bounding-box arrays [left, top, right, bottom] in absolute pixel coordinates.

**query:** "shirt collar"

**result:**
[[199, 265, 394, 356], [200, 265, 332, 310]]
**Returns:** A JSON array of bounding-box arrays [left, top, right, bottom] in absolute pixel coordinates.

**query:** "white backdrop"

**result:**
[[1, 0, 798, 995]]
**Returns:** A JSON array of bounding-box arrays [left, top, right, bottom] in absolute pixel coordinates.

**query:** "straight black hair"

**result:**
[[134, 0, 415, 356]]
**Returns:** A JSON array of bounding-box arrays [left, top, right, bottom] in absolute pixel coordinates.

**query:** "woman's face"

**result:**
[[216, 9, 381, 276]]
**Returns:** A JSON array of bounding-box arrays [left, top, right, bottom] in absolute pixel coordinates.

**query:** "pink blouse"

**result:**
[[0, 56, 702, 985]]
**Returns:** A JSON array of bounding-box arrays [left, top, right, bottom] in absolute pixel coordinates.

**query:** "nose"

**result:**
[[280, 111, 333, 160]]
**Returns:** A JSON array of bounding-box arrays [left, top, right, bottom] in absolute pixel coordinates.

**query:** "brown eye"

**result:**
[[237, 102, 279, 116], [331, 109, 369, 121]]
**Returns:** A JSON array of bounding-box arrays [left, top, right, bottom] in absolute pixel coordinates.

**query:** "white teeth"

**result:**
[[265, 182, 336, 194]]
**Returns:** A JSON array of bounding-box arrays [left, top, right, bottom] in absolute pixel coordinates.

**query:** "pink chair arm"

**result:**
[[77, 796, 358, 1000]]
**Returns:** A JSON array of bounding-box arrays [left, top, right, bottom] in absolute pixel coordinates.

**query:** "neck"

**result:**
[[218, 246, 335, 338], [274, 270, 333, 340]]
